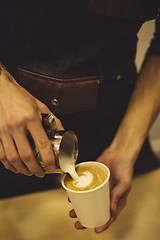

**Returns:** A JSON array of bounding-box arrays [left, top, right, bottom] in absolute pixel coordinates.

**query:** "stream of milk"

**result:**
[[59, 154, 92, 188], [67, 165, 93, 188]]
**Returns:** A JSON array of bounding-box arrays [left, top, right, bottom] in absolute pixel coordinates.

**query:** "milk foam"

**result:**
[[64, 164, 107, 191], [69, 165, 79, 180], [73, 172, 93, 188], [58, 151, 79, 180]]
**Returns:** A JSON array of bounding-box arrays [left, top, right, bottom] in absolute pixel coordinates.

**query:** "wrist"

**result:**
[[110, 123, 144, 165]]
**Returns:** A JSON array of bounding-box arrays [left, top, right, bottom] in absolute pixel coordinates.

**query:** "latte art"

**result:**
[[73, 172, 93, 188], [64, 164, 107, 191]]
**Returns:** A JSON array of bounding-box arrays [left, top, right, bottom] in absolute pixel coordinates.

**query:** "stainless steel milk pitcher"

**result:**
[[28, 114, 79, 174]]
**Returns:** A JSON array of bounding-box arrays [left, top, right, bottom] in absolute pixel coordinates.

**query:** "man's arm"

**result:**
[[72, 18, 160, 233], [94, 19, 160, 232], [112, 55, 160, 162]]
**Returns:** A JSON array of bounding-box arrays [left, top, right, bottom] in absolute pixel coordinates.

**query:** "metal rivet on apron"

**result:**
[[51, 98, 59, 107], [116, 75, 122, 80]]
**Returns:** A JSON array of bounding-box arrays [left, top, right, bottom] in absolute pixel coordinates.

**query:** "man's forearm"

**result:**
[[111, 55, 160, 163]]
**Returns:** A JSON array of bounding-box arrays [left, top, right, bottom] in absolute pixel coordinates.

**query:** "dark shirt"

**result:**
[[0, 0, 160, 79]]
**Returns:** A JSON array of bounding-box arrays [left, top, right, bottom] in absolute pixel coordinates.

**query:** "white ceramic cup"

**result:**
[[61, 161, 110, 228]]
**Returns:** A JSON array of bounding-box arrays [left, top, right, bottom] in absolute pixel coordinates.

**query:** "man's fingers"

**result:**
[[69, 209, 86, 230], [0, 155, 19, 173], [32, 98, 64, 131], [75, 221, 86, 230], [94, 195, 126, 234], [94, 179, 131, 234], [27, 115, 55, 173], [110, 179, 131, 213], [1, 134, 32, 176], [69, 209, 77, 218], [1, 158, 19, 173], [94, 199, 126, 234], [0, 140, 19, 173], [95, 216, 115, 233], [46, 110, 64, 131], [68, 197, 71, 203], [13, 132, 45, 177], [53, 115, 64, 131]]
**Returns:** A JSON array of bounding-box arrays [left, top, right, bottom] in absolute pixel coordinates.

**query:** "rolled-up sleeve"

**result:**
[[146, 17, 160, 56]]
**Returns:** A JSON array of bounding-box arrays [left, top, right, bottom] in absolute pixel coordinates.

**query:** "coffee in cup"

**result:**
[[64, 163, 108, 191]]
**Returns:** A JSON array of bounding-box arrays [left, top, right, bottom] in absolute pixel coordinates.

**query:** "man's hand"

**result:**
[[69, 145, 134, 233], [0, 69, 64, 177], [95, 146, 134, 233]]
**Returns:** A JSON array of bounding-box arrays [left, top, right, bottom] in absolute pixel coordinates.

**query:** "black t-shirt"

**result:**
[[0, 0, 159, 79]]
